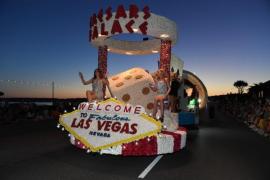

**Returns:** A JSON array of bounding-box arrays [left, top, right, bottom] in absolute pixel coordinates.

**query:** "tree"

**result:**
[[248, 83, 263, 97], [234, 80, 248, 94], [0, 91, 4, 96]]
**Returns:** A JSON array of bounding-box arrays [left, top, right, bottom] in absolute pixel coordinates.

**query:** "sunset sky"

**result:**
[[1, 0, 270, 98]]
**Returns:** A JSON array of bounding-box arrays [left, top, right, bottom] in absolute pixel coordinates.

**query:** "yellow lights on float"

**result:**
[[125, 52, 133, 55], [98, 34, 106, 37], [162, 125, 167, 130], [160, 34, 169, 38], [151, 50, 158, 53], [132, 28, 139, 32], [71, 136, 75, 141]]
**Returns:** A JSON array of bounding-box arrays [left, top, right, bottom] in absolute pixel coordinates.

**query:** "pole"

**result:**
[[52, 81, 54, 105]]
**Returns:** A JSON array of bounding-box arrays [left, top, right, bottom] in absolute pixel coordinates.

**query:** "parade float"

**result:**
[[58, 4, 207, 156]]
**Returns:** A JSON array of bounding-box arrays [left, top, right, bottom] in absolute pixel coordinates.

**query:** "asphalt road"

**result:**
[[1, 111, 270, 180]]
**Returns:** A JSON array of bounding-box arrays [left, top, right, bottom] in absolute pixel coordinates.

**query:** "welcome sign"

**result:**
[[59, 98, 162, 152]]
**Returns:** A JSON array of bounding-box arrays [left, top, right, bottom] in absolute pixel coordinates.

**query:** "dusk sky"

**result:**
[[1, 0, 270, 98]]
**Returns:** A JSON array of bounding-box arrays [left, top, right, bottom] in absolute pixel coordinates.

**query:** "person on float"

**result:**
[[149, 69, 171, 122], [79, 69, 113, 102], [168, 72, 181, 112], [188, 87, 199, 112]]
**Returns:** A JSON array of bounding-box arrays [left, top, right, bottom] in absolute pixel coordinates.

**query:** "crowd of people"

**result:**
[[0, 101, 80, 125], [216, 94, 270, 137]]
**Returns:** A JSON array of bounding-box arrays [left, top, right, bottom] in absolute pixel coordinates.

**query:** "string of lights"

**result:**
[[0, 79, 66, 88]]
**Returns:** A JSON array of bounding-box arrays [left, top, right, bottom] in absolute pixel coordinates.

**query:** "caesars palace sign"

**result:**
[[89, 4, 177, 55], [89, 5, 151, 40], [59, 98, 161, 152]]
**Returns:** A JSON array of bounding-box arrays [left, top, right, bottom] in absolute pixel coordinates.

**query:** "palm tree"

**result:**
[[234, 80, 248, 94]]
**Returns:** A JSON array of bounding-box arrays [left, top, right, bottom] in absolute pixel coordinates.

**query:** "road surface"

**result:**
[[1, 111, 269, 180]]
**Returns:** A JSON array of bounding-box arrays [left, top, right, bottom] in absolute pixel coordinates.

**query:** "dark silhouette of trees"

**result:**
[[248, 83, 263, 98], [0, 91, 4, 96], [234, 80, 248, 94], [248, 81, 270, 98]]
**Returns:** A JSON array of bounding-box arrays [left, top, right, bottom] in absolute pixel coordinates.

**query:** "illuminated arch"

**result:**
[[183, 70, 208, 108]]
